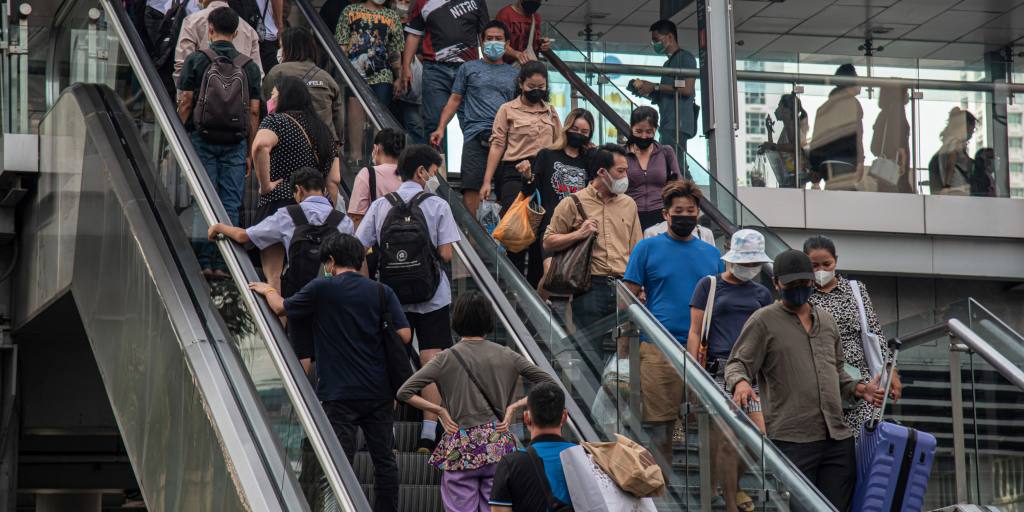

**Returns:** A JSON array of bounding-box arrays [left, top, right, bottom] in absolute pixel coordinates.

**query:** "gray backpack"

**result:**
[[194, 48, 251, 144]]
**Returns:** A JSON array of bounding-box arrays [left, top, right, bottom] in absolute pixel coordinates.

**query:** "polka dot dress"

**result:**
[[259, 112, 330, 207]]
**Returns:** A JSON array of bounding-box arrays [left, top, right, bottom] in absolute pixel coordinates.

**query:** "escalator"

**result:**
[[34, 0, 840, 509]]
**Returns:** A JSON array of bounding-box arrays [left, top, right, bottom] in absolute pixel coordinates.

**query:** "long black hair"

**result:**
[[274, 76, 335, 169]]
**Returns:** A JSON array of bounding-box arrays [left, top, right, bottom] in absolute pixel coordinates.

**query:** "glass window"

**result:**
[[746, 142, 759, 164], [1011, 162, 1024, 173], [745, 82, 765, 105], [1011, 138, 1023, 149], [1012, 187, 1024, 198], [746, 112, 766, 135], [1009, 113, 1022, 126]]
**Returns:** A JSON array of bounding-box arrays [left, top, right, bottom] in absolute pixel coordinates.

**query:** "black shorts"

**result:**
[[406, 305, 454, 351], [460, 133, 490, 192]]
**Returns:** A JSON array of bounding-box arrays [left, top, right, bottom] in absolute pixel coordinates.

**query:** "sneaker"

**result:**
[[416, 437, 436, 455]]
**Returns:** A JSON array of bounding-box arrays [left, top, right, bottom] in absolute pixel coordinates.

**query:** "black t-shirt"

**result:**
[[284, 272, 409, 401], [522, 148, 590, 230], [489, 434, 576, 510], [406, 0, 488, 63], [258, 112, 331, 206]]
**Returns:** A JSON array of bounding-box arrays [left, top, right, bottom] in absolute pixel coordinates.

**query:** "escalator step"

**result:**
[[361, 484, 443, 512], [353, 452, 441, 485]]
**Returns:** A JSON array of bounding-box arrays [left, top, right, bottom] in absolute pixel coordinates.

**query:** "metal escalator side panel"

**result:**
[[31, 85, 295, 511]]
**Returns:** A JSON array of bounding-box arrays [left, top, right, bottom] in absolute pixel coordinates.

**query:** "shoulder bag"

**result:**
[[849, 280, 885, 381], [527, 445, 573, 511], [542, 195, 596, 296], [697, 276, 716, 368]]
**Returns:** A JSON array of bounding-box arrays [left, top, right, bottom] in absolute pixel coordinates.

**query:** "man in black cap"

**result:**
[[725, 249, 883, 511]]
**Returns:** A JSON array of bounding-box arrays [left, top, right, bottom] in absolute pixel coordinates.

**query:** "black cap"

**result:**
[[774, 249, 814, 285], [835, 63, 858, 77]]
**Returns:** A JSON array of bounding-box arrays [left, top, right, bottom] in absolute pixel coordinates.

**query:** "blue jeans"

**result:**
[[399, 100, 426, 145], [421, 61, 459, 137], [190, 132, 247, 271], [369, 82, 394, 106]]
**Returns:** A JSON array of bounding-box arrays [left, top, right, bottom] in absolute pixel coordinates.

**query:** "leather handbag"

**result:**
[[542, 195, 595, 296]]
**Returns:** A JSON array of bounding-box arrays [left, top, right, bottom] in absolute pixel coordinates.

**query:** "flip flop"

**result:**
[[736, 491, 755, 512]]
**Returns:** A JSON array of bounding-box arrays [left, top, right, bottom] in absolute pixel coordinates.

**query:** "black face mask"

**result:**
[[669, 215, 698, 237], [629, 135, 655, 150], [523, 88, 549, 104], [521, 0, 541, 14], [565, 132, 589, 149]]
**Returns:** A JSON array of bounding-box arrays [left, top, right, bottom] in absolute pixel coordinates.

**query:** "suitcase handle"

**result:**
[[868, 339, 902, 430]]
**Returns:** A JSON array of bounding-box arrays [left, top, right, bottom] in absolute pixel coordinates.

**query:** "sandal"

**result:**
[[736, 491, 755, 512]]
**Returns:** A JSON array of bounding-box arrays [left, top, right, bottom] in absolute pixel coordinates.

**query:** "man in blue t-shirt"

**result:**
[[623, 179, 720, 476], [490, 382, 575, 511], [250, 232, 410, 512], [428, 20, 518, 217]]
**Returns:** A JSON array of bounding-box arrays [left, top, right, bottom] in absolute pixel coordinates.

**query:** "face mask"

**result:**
[[601, 172, 629, 195], [814, 269, 835, 288], [565, 131, 589, 149], [652, 41, 665, 54], [371, 0, 386, 4], [521, 0, 541, 14], [668, 215, 697, 237], [426, 174, 440, 192], [267, 96, 278, 113], [523, 88, 549, 104], [323, 262, 334, 277], [394, 1, 409, 13], [730, 263, 762, 282], [781, 285, 813, 307], [482, 41, 506, 61], [629, 135, 655, 150]]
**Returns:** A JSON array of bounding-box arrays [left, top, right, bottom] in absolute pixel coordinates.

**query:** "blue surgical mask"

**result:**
[[781, 285, 813, 307], [483, 41, 506, 61]]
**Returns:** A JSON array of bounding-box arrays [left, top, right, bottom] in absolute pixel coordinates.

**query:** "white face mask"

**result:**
[[814, 269, 835, 287], [603, 171, 629, 195], [730, 263, 762, 282], [426, 174, 440, 192]]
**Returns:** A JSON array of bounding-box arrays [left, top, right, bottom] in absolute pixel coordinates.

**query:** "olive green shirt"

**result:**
[[725, 302, 859, 443], [261, 61, 345, 142]]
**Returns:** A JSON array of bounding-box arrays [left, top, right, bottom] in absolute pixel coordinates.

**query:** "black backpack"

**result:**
[[377, 192, 440, 304], [194, 48, 252, 144], [281, 205, 345, 297], [229, 0, 269, 40], [151, 0, 188, 68]]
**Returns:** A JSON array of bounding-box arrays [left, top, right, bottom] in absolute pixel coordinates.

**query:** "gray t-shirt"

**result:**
[[451, 59, 519, 141], [654, 49, 698, 142], [396, 339, 556, 427]]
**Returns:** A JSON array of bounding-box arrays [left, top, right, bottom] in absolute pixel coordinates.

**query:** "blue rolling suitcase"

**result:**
[[853, 342, 937, 512]]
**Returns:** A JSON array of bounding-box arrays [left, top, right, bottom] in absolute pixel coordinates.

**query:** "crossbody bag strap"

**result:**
[[527, 445, 564, 511], [700, 275, 716, 344], [449, 348, 505, 420], [281, 112, 320, 166], [368, 166, 378, 202], [849, 280, 870, 336]]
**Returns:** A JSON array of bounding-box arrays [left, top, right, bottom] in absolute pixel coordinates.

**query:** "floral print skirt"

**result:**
[[428, 422, 516, 471]]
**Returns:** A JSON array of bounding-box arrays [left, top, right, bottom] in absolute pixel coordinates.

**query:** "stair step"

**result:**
[[361, 484, 443, 512], [353, 452, 441, 486]]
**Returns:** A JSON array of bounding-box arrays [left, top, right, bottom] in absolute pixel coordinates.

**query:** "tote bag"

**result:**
[[542, 195, 595, 295], [560, 445, 656, 512]]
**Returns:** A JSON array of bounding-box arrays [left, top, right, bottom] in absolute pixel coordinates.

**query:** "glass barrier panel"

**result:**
[[51, 0, 339, 507]]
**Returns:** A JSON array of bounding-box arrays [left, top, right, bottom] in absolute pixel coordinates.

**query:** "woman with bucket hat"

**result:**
[[687, 228, 774, 512]]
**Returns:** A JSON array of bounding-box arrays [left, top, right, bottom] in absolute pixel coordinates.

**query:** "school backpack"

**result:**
[[377, 192, 440, 304], [193, 48, 252, 144], [281, 205, 345, 297], [150, 0, 188, 69]]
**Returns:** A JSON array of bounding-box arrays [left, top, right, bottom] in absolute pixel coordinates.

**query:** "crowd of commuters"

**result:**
[[152, 1, 916, 509]]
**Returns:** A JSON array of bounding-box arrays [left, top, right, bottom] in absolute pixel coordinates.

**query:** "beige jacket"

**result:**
[[173, 0, 264, 85]]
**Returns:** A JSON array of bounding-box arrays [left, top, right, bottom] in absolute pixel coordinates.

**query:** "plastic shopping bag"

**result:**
[[477, 199, 501, 236], [561, 445, 656, 512], [591, 358, 633, 435], [492, 190, 545, 253]]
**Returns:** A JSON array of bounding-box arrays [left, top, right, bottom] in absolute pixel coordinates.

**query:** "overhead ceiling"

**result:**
[[500, 0, 1024, 67]]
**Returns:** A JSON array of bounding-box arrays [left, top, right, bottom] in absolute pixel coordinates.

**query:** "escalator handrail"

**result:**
[[616, 281, 839, 511], [291, 0, 404, 133], [966, 298, 1024, 344], [94, 1, 368, 509], [543, 22, 639, 112], [541, 48, 743, 236], [948, 318, 1024, 391]]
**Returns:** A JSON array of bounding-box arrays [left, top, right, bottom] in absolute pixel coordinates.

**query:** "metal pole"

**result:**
[[13, 3, 30, 133], [696, 0, 739, 197], [628, 336, 642, 431], [86, 8, 101, 85], [911, 90, 921, 193], [698, 412, 712, 511], [949, 336, 969, 504]]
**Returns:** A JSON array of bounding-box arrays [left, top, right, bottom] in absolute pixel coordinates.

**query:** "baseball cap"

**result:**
[[722, 229, 773, 264], [773, 249, 814, 285]]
